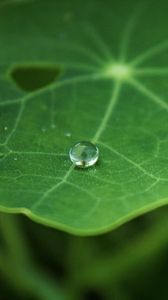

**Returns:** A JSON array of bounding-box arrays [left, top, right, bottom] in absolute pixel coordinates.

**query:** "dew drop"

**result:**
[[14, 157, 18, 161], [69, 141, 99, 168], [41, 127, 47, 133], [4, 126, 8, 131]]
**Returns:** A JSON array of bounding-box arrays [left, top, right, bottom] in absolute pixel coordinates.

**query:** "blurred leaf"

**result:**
[[0, 0, 168, 234]]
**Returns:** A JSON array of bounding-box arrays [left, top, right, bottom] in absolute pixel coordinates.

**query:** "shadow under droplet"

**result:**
[[74, 158, 101, 172], [10, 64, 61, 92]]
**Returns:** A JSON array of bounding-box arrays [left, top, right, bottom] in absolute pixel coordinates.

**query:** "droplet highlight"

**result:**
[[69, 141, 99, 168]]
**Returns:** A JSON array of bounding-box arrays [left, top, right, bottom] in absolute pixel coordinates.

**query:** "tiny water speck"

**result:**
[[69, 141, 99, 168], [65, 132, 71, 137], [51, 124, 56, 129], [14, 157, 18, 161], [4, 126, 8, 131], [41, 128, 47, 133]]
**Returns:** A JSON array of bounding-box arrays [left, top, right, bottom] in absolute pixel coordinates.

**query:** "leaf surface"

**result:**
[[0, 0, 168, 235]]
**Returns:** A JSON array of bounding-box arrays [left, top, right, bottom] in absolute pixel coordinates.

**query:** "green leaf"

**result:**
[[0, 0, 168, 235]]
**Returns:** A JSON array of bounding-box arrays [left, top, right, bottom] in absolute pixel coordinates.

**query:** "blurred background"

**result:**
[[0, 207, 167, 300]]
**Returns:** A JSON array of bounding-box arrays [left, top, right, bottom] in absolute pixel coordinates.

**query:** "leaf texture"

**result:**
[[0, 0, 168, 235]]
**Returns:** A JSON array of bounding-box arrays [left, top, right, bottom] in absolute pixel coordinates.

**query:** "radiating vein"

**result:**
[[99, 142, 158, 180], [1, 71, 111, 211], [32, 165, 74, 210], [31, 79, 122, 210], [129, 77, 168, 112], [119, 3, 146, 62], [0, 97, 23, 107], [24, 72, 102, 103], [130, 40, 168, 66], [4, 101, 25, 145], [53, 41, 107, 67], [1, 73, 103, 110], [92, 80, 122, 143], [12, 150, 66, 157], [66, 181, 99, 203], [134, 68, 168, 76], [85, 22, 114, 61], [1, 0, 168, 235], [121, 179, 160, 200], [66, 181, 102, 221]]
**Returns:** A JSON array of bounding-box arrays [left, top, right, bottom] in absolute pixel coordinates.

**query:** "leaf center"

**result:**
[[104, 63, 132, 80]]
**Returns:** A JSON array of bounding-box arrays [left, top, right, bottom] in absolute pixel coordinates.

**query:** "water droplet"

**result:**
[[41, 127, 47, 133], [69, 141, 99, 168], [4, 126, 8, 131], [14, 157, 18, 161]]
